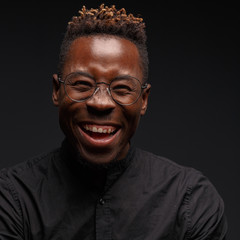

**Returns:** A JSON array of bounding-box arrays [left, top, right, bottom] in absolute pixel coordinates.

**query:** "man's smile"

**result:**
[[83, 124, 117, 134], [78, 123, 121, 147]]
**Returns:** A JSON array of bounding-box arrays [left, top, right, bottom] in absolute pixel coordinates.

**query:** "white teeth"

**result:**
[[98, 128, 103, 133], [83, 125, 115, 134], [92, 127, 98, 133]]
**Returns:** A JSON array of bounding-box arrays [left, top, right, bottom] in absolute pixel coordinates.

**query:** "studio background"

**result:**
[[0, 1, 238, 239]]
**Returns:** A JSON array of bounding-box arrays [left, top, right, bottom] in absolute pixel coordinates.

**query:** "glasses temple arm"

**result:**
[[141, 82, 148, 89], [58, 77, 64, 84]]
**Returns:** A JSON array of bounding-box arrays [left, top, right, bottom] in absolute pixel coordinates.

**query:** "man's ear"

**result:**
[[140, 83, 151, 116], [52, 74, 60, 106]]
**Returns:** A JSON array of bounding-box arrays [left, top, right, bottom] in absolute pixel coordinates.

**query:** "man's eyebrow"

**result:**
[[113, 74, 137, 80], [68, 72, 139, 81], [71, 71, 95, 80]]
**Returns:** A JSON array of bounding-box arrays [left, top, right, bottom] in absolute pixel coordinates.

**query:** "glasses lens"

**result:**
[[64, 73, 96, 102], [110, 77, 142, 105]]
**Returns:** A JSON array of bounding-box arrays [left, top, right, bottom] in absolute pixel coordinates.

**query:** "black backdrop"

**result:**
[[0, 1, 239, 239]]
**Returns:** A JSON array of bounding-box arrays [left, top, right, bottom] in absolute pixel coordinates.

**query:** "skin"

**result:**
[[52, 35, 151, 165]]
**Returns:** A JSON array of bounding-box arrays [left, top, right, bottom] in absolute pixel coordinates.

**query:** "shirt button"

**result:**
[[99, 198, 105, 205]]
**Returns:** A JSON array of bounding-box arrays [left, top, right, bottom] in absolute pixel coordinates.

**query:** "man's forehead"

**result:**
[[64, 35, 142, 79], [70, 35, 139, 56], [90, 36, 125, 57]]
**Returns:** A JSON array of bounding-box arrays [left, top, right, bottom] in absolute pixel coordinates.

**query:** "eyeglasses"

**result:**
[[58, 72, 148, 106]]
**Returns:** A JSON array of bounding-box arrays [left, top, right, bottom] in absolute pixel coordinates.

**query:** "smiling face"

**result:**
[[52, 35, 150, 164]]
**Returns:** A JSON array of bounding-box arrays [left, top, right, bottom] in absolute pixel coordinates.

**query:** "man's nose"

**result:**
[[86, 86, 116, 111]]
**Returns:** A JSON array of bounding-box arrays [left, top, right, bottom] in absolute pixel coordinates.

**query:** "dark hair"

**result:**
[[58, 4, 148, 81]]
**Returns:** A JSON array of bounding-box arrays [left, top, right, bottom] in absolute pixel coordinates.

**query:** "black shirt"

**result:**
[[0, 141, 227, 239]]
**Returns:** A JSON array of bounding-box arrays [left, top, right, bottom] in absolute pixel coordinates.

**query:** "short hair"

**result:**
[[58, 4, 148, 82]]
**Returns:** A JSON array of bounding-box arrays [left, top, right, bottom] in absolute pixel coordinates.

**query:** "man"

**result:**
[[0, 4, 227, 239]]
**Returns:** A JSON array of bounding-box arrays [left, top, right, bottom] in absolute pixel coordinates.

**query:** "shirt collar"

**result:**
[[59, 138, 135, 176]]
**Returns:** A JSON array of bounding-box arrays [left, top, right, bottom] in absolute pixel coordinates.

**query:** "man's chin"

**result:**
[[76, 151, 122, 170], [76, 143, 131, 170], [65, 136, 130, 169]]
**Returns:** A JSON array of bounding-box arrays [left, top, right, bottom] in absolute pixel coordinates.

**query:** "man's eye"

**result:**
[[112, 88, 132, 96], [112, 83, 134, 94], [71, 80, 90, 86], [113, 84, 132, 91], [70, 80, 94, 91]]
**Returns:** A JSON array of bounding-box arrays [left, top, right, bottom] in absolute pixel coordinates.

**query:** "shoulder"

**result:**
[[0, 148, 61, 204], [134, 148, 203, 183], [134, 148, 224, 200], [134, 148, 227, 239], [135, 147, 190, 170], [0, 148, 63, 238], [0, 149, 54, 237], [0, 148, 61, 182], [132, 148, 215, 208], [0, 148, 61, 202]]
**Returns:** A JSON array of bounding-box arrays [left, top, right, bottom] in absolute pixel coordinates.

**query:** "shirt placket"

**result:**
[[95, 168, 122, 240], [94, 149, 133, 240], [95, 192, 111, 240]]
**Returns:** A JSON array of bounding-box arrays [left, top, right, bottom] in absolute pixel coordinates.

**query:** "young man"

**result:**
[[0, 4, 227, 239]]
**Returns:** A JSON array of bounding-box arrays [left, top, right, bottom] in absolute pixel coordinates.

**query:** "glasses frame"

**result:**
[[58, 73, 148, 106]]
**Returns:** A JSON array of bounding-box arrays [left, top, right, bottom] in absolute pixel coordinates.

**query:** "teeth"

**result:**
[[98, 128, 103, 133], [83, 125, 115, 134]]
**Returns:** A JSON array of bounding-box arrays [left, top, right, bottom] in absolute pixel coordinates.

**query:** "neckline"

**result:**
[[59, 138, 135, 175]]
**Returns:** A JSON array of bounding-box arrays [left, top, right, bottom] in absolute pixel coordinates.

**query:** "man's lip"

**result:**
[[77, 122, 121, 147], [79, 122, 121, 130]]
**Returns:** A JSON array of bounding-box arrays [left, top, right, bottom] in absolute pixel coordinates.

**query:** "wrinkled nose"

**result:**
[[86, 86, 116, 112]]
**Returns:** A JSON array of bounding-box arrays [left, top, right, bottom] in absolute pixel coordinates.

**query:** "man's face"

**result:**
[[52, 35, 150, 164]]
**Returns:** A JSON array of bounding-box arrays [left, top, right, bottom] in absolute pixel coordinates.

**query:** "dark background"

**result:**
[[0, 1, 239, 239]]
